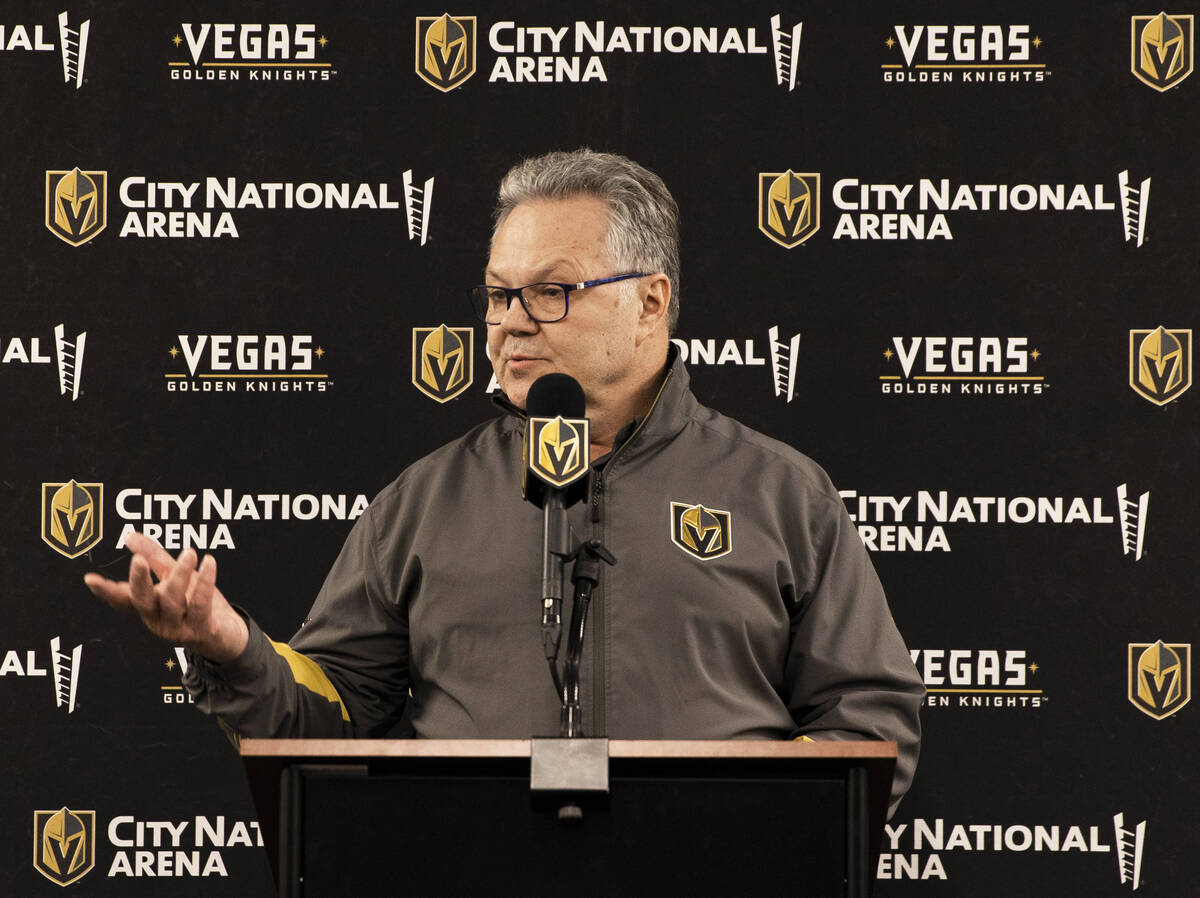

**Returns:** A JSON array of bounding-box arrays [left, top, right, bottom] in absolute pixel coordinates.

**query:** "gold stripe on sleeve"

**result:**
[[268, 640, 351, 722]]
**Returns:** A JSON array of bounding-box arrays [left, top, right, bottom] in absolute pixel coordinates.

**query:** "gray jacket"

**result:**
[[185, 355, 923, 811]]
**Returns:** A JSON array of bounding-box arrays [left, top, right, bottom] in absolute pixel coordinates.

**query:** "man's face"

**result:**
[[486, 195, 643, 410]]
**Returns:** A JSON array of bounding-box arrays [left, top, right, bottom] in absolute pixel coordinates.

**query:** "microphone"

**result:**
[[522, 373, 589, 508], [522, 374, 590, 689]]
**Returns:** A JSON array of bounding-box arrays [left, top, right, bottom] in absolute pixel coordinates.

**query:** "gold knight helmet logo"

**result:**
[[670, 502, 733, 560], [416, 13, 477, 92], [41, 480, 103, 558], [33, 807, 95, 886], [412, 325, 473, 402], [1131, 13, 1194, 91], [45, 168, 107, 246], [1128, 641, 1191, 719], [528, 416, 589, 488], [758, 171, 820, 248], [1129, 326, 1191, 405]]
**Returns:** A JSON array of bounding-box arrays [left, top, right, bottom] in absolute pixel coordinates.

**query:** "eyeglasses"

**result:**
[[468, 273, 647, 324]]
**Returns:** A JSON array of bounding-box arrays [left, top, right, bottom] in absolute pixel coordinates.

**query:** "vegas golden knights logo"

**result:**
[[412, 325, 473, 402], [1128, 641, 1190, 719], [33, 807, 95, 886], [41, 480, 103, 558], [416, 14, 476, 92], [527, 416, 589, 488], [670, 502, 732, 560], [1132, 13, 1193, 91], [758, 171, 819, 248], [1129, 327, 1191, 405], [45, 168, 107, 246]]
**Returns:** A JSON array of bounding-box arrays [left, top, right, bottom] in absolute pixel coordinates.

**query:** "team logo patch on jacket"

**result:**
[[670, 501, 732, 560]]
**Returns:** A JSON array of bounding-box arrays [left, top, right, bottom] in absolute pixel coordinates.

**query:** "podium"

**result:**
[[241, 738, 895, 897]]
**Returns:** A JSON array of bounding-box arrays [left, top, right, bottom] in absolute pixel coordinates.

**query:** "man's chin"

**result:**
[[496, 374, 530, 408], [504, 360, 553, 389], [502, 384, 529, 409]]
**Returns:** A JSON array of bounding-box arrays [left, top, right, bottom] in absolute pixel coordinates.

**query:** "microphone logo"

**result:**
[[528, 416, 589, 487]]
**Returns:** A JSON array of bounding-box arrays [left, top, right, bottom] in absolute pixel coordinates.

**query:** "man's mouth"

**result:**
[[506, 353, 546, 368]]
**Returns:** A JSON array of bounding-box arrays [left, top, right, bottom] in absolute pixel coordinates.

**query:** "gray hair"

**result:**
[[492, 149, 681, 334]]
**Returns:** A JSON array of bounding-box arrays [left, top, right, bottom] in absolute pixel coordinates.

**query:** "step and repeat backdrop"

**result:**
[[1, 2, 1195, 895]]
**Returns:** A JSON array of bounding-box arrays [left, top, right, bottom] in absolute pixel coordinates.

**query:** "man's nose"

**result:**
[[498, 293, 539, 333]]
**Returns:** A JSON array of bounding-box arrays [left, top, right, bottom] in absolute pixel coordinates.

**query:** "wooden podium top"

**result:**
[[240, 737, 897, 761]]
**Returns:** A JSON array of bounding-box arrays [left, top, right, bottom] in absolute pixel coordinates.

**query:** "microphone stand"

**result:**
[[531, 535, 616, 821], [560, 539, 616, 738], [541, 493, 571, 699]]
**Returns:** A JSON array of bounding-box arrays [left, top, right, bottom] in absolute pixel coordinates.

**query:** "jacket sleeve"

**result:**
[[182, 503, 411, 738], [782, 491, 925, 819]]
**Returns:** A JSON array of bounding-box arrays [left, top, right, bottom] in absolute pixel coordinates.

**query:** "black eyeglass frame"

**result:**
[[468, 272, 648, 324]]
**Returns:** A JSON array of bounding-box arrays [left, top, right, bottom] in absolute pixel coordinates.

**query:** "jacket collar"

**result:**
[[607, 346, 694, 465], [490, 345, 695, 467]]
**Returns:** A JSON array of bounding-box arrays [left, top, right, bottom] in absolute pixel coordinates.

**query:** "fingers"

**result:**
[[123, 531, 177, 581], [189, 552, 244, 661], [157, 548, 198, 626], [186, 554, 218, 620], [83, 573, 134, 610], [128, 555, 159, 618], [102, 542, 226, 650]]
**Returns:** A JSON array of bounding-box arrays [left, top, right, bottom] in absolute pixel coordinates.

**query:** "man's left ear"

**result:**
[[636, 274, 671, 340]]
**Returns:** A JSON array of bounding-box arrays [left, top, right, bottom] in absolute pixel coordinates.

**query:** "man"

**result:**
[[86, 149, 923, 814]]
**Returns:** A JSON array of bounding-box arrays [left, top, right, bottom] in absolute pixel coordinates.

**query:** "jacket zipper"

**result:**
[[589, 469, 604, 734], [585, 367, 675, 735]]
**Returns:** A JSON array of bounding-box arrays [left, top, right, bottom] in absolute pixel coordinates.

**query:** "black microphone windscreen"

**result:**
[[526, 373, 585, 419]]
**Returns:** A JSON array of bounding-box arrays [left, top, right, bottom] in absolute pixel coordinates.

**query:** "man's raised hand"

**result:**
[[84, 531, 248, 662]]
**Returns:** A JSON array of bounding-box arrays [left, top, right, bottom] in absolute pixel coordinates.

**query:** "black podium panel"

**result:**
[[298, 771, 845, 896]]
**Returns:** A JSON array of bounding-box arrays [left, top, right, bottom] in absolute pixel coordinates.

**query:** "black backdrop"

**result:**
[[2, 1, 1195, 894]]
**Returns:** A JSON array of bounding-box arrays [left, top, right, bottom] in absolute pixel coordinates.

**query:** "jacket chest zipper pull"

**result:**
[[591, 474, 603, 523]]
